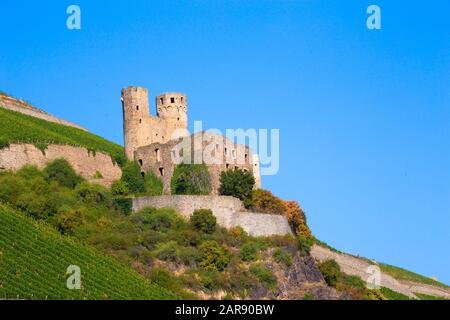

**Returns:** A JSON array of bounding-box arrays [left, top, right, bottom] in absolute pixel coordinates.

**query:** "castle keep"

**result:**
[[121, 86, 261, 194]]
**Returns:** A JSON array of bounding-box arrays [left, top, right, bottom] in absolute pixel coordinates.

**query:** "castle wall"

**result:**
[[0, 144, 121, 186], [134, 132, 255, 195], [0, 96, 87, 131], [132, 195, 294, 237]]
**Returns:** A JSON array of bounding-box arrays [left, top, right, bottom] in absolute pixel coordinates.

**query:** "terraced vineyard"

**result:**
[[0, 106, 126, 166], [0, 205, 177, 300]]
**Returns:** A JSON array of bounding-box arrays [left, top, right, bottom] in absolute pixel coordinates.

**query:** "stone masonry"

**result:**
[[132, 195, 294, 237]]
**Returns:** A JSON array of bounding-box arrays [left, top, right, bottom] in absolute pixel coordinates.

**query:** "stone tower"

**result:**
[[122, 87, 189, 160], [156, 93, 188, 141]]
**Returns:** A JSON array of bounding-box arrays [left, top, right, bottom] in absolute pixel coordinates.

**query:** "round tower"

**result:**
[[121, 86, 150, 159], [156, 93, 188, 140]]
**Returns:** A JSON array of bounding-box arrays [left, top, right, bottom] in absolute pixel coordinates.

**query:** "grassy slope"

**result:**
[[0, 205, 177, 300], [0, 106, 126, 166]]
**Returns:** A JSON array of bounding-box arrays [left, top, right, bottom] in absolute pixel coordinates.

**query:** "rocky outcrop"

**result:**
[[0, 143, 121, 186], [310, 244, 450, 299]]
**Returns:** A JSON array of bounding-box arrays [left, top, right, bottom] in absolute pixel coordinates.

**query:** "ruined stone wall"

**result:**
[[135, 132, 255, 194], [0, 96, 87, 131], [0, 144, 121, 186], [132, 195, 293, 237]]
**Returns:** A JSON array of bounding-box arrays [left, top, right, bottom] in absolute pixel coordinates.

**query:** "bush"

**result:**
[[284, 201, 311, 238], [153, 240, 179, 262], [92, 171, 103, 179], [318, 260, 341, 287], [298, 234, 314, 255], [199, 241, 231, 271], [171, 163, 212, 195], [121, 161, 146, 194], [134, 207, 185, 232], [272, 248, 293, 267], [219, 169, 255, 207], [144, 172, 164, 196], [249, 263, 277, 289], [111, 180, 130, 197], [43, 159, 83, 189], [75, 182, 112, 206], [178, 246, 200, 266], [240, 243, 258, 262], [55, 210, 84, 234], [16, 193, 59, 219], [190, 209, 216, 234], [113, 198, 132, 215], [149, 268, 183, 293], [252, 189, 285, 214]]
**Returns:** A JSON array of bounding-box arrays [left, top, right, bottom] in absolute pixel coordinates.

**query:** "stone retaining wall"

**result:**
[[132, 195, 294, 237], [0, 144, 121, 186]]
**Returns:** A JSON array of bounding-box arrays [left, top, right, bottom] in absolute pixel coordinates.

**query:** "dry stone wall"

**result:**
[[0, 144, 121, 186], [132, 195, 294, 237]]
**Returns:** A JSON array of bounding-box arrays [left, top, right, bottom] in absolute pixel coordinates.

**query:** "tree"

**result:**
[[219, 169, 255, 207], [121, 161, 145, 194], [190, 209, 216, 234], [43, 159, 83, 189], [252, 189, 286, 214], [171, 163, 212, 195]]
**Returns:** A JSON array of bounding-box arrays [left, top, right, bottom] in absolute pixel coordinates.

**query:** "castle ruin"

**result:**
[[121, 86, 261, 194]]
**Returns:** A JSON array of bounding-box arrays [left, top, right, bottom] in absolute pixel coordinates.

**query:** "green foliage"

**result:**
[[414, 292, 448, 300], [0, 107, 126, 166], [199, 241, 231, 271], [219, 169, 255, 207], [121, 161, 146, 194], [272, 248, 293, 267], [171, 163, 212, 195], [380, 264, 449, 289], [92, 171, 103, 179], [0, 138, 9, 149], [190, 209, 216, 234], [240, 243, 258, 262], [44, 159, 83, 189], [144, 172, 164, 196], [249, 263, 277, 289], [133, 207, 185, 232], [153, 241, 179, 262], [111, 180, 130, 197], [75, 182, 112, 206], [298, 234, 314, 255], [113, 198, 132, 215], [0, 205, 176, 300], [380, 287, 411, 300], [55, 209, 84, 234], [318, 260, 341, 287]]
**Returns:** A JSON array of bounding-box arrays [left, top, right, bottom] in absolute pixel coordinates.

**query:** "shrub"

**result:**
[[240, 243, 258, 262], [0, 175, 26, 204], [190, 209, 216, 234], [199, 241, 231, 271], [272, 248, 293, 267], [219, 169, 255, 207], [249, 263, 277, 289], [16, 193, 59, 220], [178, 246, 200, 266], [144, 172, 164, 196], [153, 240, 179, 262], [284, 200, 311, 238], [134, 207, 185, 232], [149, 268, 183, 293], [121, 161, 145, 194], [113, 198, 133, 215], [56, 210, 84, 234], [318, 260, 341, 287], [252, 189, 285, 214], [75, 182, 112, 206], [92, 171, 103, 179], [171, 163, 212, 195], [298, 234, 314, 255], [43, 159, 83, 189], [111, 180, 129, 197]]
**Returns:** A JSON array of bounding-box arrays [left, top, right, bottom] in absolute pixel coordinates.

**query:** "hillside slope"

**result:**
[[0, 205, 177, 300], [0, 106, 126, 166]]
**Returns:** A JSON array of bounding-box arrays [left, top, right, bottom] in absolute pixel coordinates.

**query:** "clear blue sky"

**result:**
[[1, 1, 449, 284]]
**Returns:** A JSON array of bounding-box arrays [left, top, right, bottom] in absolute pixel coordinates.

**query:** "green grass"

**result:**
[[414, 292, 449, 300], [0, 107, 126, 166], [379, 263, 449, 289], [380, 287, 411, 300], [0, 204, 177, 300]]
